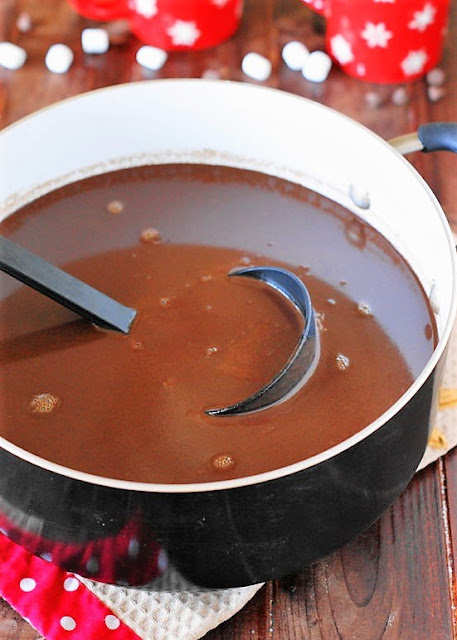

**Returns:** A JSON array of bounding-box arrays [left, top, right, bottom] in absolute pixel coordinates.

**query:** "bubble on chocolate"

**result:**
[[200, 274, 212, 282], [107, 200, 124, 214], [160, 297, 172, 307], [345, 219, 367, 249], [206, 346, 218, 357], [30, 393, 61, 414], [335, 354, 350, 371], [357, 302, 372, 316], [239, 256, 251, 265], [211, 453, 235, 472], [327, 298, 336, 305], [315, 311, 326, 331], [129, 338, 144, 351], [140, 227, 161, 243]]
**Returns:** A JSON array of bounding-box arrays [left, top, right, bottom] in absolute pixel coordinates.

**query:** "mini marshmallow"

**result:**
[[282, 41, 309, 71], [0, 42, 27, 70], [81, 28, 109, 55], [302, 50, 332, 83], [136, 45, 167, 71], [427, 85, 445, 102], [426, 67, 445, 87], [201, 69, 220, 80], [364, 91, 383, 109], [16, 12, 33, 33], [391, 86, 409, 106], [45, 44, 74, 74], [241, 52, 272, 82]]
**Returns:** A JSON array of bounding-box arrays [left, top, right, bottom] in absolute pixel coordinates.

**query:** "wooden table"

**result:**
[[1, 1, 456, 638]]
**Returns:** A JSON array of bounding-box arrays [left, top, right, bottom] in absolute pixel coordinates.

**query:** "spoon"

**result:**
[[206, 266, 319, 416], [0, 236, 136, 334]]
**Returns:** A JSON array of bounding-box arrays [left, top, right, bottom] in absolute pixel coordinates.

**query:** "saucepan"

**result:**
[[0, 80, 456, 589]]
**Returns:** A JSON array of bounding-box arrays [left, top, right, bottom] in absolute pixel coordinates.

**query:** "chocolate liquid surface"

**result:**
[[0, 165, 436, 483]]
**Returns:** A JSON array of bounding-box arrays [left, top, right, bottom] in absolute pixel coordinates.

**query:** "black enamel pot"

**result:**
[[1, 81, 456, 589]]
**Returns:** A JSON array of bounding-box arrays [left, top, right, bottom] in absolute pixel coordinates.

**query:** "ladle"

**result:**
[[0, 236, 136, 334], [0, 238, 318, 414], [206, 266, 319, 416]]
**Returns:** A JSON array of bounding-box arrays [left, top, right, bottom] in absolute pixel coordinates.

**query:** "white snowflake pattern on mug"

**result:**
[[167, 20, 201, 46], [401, 48, 428, 75], [361, 22, 393, 47], [130, 0, 158, 18], [356, 63, 366, 76], [408, 3, 436, 31], [330, 34, 354, 64]]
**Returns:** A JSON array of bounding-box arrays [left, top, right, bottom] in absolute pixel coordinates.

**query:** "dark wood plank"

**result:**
[[0, 599, 41, 639], [206, 464, 454, 639], [444, 447, 457, 635]]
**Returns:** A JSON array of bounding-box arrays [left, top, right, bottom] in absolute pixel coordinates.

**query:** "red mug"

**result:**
[[66, 0, 129, 20], [128, 0, 243, 51], [67, 0, 243, 51], [301, 0, 450, 83]]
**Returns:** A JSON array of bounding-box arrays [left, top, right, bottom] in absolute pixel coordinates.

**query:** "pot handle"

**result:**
[[389, 122, 457, 155]]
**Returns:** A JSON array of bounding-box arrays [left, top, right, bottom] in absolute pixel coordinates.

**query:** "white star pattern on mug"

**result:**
[[167, 20, 201, 46], [408, 3, 436, 31], [130, 0, 158, 19], [361, 22, 393, 47], [330, 34, 354, 64], [401, 49, 428, 75]]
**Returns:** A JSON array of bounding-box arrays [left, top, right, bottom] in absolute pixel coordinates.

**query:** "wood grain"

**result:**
[[1, 0, 456, 638]]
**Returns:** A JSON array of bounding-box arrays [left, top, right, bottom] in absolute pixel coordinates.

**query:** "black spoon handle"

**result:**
[[0, 236, 136, 334]]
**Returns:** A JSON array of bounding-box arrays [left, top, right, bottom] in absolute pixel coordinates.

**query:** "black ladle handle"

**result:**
[[0, 236, 136, 334], [389, 122, 457, 155]]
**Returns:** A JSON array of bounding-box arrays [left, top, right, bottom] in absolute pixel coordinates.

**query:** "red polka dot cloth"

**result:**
[[0, 530, 263, 640], [0, 534, 140, 639]]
